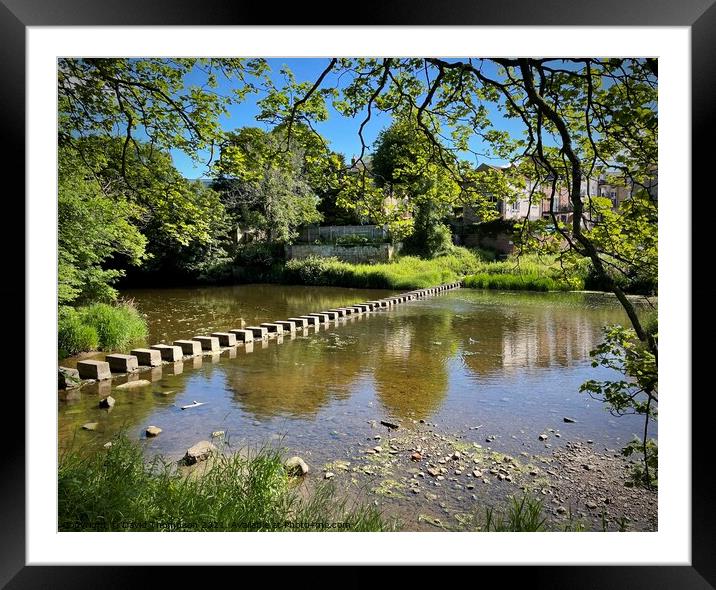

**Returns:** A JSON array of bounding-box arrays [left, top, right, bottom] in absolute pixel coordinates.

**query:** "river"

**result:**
[[58, 284, 653, 469]]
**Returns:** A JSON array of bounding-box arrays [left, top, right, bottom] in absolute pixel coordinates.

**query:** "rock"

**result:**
[[58, 367, 81, 390], [587, 439, 594, 444], [211, 430, 225, 438], [557, 506, 567, 514], [103, 441, 113, 449], [538, 434, 548, 441], [373, 446, 383, 453], [455, 469, 462, 475], [411, 452, 423, 462], [427, 467, 440, 477], [183, 441, 217, 465], [472, 469, 483, 478], [380, 420, 399, 430], [324, 472, 335, 480], [563, 417, 577, 423], [99, 396, 115, 409], [425, 493, 438, 501], [82, 422, 98, 431], [586, 501, 598, 509], [529, 469, 539, 476], [116, 379, 152, 390], [411, 488, 420, 494], [146, 425, 162, 437], [452, 451, 461, 460], [284, 456, 309, 476]]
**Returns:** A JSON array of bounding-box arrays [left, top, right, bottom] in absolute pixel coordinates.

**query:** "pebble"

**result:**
[[324, 472, 335, 480]]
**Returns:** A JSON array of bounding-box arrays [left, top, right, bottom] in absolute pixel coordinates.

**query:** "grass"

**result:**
[[58, 435, 389, 532], [476, 493, 588, 532], [283, 247, 483, 290], [58, 299, 148, 358], [283, 249, 588, 293], [464, 253, 589, 292]]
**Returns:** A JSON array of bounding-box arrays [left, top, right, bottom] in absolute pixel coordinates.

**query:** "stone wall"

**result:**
[[285, 243, 397, 263]]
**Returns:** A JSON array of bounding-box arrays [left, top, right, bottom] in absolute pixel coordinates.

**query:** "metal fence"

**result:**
[[296, 225, 388, 243]]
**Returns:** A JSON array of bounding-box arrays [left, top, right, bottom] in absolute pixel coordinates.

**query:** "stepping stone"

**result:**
[[245, 326, 269, 339], [105, 353, 139, 373], [211, 332, 237, 347], [150, 344, 183, 362], [77, 360, 111, 380], [130, 348, 162, 367], [260, 322, 284, 335], [287, 317, 309, 329], [274, 320, 296, 334], [174, 340, 201, 356], [229, 329, 254, 343], [192, 336, 220, 352], [298, 315, 320, 326]]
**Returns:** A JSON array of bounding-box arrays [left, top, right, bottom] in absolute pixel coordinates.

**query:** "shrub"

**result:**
[[58, 301, 148, 358], [79, 301, 148, 351], [58, 306, 99, 358]]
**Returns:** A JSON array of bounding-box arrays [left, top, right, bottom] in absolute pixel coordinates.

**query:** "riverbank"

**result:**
[[295, 419, 658, 532]]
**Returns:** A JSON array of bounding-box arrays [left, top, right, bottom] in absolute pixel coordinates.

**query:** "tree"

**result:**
[[213, 126, 326, 243], [57, 58, 257, 298], [58, 144, 146, 305], [264, 57, 658, 484]]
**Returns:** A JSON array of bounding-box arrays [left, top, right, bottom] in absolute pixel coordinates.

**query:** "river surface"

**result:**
[[58, 285, 653, 467]]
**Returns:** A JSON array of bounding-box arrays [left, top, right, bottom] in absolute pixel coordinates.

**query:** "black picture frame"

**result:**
[[3, 0, 708, 586]]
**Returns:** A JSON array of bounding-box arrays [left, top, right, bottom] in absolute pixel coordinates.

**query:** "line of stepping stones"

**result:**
[[60, 282, 462, 386]]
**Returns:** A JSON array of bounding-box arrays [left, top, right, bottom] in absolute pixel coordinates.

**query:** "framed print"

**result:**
[[3, 0, 710, 586]]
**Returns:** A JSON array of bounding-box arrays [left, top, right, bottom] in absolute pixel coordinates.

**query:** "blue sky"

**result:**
[[172, 58, 522, 179]]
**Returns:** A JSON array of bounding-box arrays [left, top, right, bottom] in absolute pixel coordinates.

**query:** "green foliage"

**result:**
[[283, 248, 481, 290], [482, 494, 548, 532], [59, 58, 267, 165], [59, 435, 387, 532], [580, 324, 658, 418], [58, 145, 147, 305], [581, 322, 658, 488], [214, 126, 324, 243], [622, 438, 658, 488], [58, 301, 148, 358], [58, 306, 99, 359], [463, 253, 588, 291]]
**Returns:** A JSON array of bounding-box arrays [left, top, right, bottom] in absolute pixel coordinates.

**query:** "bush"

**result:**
[[58, 301, 148, 358], [79, 301, 148, 351], [59, 435, 388, 532], [58, 306, 99, 358]]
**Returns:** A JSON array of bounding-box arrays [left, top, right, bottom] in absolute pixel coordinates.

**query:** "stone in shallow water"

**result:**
[[58, 367, 81, 389], [284, 456, 309, 476], [116, 379, 151, 390], [82, 422, 98, 431], [183, 441, 217, 465], [99, 396, 115, 409], [146, 425, 162, 437]]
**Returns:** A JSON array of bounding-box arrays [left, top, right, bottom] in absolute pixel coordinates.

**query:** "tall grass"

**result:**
[[58, 300, 148, 358], [283, 247, 483, 290], [58, 435, 388, 532], [464, 253, 588, 292]]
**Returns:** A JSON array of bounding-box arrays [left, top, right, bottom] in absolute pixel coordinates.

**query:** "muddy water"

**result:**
[[59, 286, 652, 469]]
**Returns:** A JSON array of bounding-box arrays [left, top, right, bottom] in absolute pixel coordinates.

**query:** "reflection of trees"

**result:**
[[226, 329, 374, 419], [372, 311, 459, 421], [123, 284, 397, 345]]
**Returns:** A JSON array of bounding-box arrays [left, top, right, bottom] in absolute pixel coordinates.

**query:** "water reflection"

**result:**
[[59, 287, 643, 456]]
